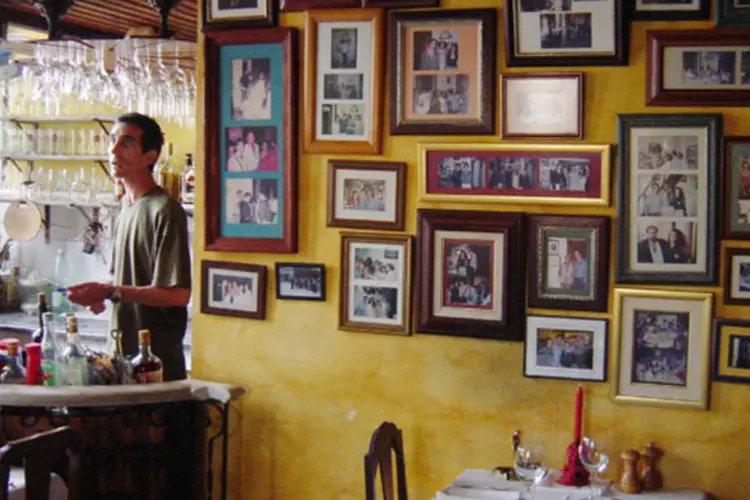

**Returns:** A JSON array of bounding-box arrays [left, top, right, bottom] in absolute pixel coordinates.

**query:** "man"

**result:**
[[637, 225, 669, 264], [66, 113, 192, 381], [570, 249, 588, 292]]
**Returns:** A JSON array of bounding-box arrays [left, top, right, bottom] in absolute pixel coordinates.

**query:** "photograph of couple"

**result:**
[[545, 236, 590, 294], [443, 241, 493, 308], [225, 178, 279, 226], [231, 58, 271, 121]]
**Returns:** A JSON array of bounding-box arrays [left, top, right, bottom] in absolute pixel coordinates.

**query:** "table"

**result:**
[[7, 467, 67, 500], [435, 469, 710, 500]]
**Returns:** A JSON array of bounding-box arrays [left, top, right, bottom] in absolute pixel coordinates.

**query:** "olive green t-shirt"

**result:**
[[110, 186, 192, 381]]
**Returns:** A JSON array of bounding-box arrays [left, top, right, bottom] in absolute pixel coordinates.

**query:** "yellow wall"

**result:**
[[191, 1, 750, 498]]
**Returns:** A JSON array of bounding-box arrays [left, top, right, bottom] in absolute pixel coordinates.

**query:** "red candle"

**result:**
[[574, 385, 583, 442]]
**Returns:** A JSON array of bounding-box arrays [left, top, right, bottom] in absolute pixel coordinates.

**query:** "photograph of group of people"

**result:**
[[735, 154, 750, 224], [321, 103, 365, 137], [413, 30, 459, 71], [353, 247, 400, 282], [729, 335, 750, 369], [545, 236, 590, 295], [225, 178, 279, 225], [539, 159, 590, 191], [638, 174, 698, 217], [638, 135, 698, 170], [343, 178, 387, 212], [277, 265, 323, 299], [225, 126, 278, 172], [211, 272, 257, 312], [443, 241, 493, 308], [632, 311, 688, 386], [412, 75, 469, 115], [534, 327, 594, 370], [231, 58, 271, 121], [682, 50, 750, 87], [351, 245, 402, 322]]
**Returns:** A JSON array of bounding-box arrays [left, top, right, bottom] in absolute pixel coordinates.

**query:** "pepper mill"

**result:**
[[620, 449, 641, 494], [640, 442, 663, 491]]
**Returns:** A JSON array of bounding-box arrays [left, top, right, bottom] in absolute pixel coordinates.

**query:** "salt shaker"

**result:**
[[619, 449, 641, 494], [640, 442, 663, 491]]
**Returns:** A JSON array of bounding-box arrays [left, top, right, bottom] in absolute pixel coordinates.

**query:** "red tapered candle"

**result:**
[[574, 385, 583, 442]]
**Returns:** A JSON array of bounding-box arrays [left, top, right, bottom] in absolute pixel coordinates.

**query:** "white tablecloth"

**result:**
[[7, 466, 68, 500], [435, 469, 709, 500]]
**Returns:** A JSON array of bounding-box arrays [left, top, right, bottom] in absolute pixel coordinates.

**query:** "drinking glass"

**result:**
[[578, 436, 610, 499], [513, 444, 548, 499]]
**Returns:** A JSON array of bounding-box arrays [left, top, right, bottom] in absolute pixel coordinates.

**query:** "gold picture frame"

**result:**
[[417, 143, 611, 206], [611, 288, 713, 410], [712, 319, 750, 384], [303, 9, 384, 155]]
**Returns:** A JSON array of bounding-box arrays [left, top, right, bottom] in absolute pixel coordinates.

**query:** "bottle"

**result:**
[[153, 141, 172, 185], [181, 153, 195, 204], [40, 312, 61, 386], [0, 340, 26, 384], [31, 292, 48, 343], [155, 142, 182, 201], [131, 329, 163, 384], [62, 315, 88, 386], [24, 343, 41, 385]]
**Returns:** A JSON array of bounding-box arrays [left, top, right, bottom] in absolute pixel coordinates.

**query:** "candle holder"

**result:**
[[556, 440, 590, 487]]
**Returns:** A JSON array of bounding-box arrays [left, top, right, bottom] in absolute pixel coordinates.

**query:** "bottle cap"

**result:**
[[24, 343, 40, 357], [42, 311, 53, 321], [138, 329, 151, 345], [5, 340, 19, 356], [37, 292, 46, 303]]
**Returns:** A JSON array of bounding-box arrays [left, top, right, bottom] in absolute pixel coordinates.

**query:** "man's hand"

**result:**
[[88, 301, 107, 315], [66, 282, 113, 307]]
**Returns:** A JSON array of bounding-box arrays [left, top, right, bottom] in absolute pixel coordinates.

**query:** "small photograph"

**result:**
[[682, 51, 736, 86], [437, 156, 486, 188], [540, 13, 592, 50], [741, 52, 750, 85], [352, 285, 398, 320], [636, 135, 698, 170], [738, 262, 750, 292], [544, 235, 591, 294], [353, 246, 401, 282], [218, 0, 258, 9], [520, 0, 573, 12], [413, 75, 470, 115], [231, 58, 272, 121], [224, 178, 279, 225], [343, 178, 386, 212], [211, 272, 256, 310], [276, 263, 325, 301], [539, 158, 590, 191], [487, 157, 537, 190], [412, 30, 459, 71], [225, 126, 278, 172], [323, 74, 364, 100], [443, 240, 494, 308], [535, 328, 594, 369], [331, 28, 358, 69], [202, 261, 266, 320], [636, 173, 699, 217], [321, 103, 365, 137], [729, 335, 750, 368], [632, 311, 689, 386], [636, 220, 696, 264]]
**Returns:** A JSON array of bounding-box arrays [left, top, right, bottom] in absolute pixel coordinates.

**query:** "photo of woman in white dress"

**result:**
[[232, 58, 272, 120]]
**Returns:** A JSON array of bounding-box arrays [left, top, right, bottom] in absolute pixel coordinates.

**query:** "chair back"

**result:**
[[364, 421, 407, 500], [0, 425, 83, 500]]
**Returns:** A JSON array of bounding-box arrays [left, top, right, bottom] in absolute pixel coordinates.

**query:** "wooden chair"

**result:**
[[364, 421, 407, 500], [0, 426, 83, 500]]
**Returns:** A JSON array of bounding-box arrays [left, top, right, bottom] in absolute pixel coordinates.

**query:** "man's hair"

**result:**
[[114, 113, 164, 172]]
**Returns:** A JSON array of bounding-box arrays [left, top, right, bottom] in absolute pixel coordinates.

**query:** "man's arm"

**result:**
[[67, 282, 191, 308]]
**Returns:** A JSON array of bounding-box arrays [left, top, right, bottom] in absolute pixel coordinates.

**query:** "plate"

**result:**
[[4, 201, 42, 243]]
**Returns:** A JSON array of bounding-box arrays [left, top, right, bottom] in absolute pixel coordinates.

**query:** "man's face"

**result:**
[[109, 122, 156, 179], [647, 227, 658, 241]]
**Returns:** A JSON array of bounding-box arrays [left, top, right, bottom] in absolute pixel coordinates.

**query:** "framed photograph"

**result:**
[[201, 260, 267, 320], [524, 315, 608, 382], [722, 137, 750, 238], [388, 9, 497, 135], [723, 247, 750, 305], [504, 0, 628, 67], [339, 233, 413, 335], [202, 0, 275, 30], [646, 30, 750, 107], [615, 113, 721, 285], [712, 319, 750, 384], [501, 72, 584, 140], [327, 160, 406, 231], [275, 263, 326, 301], [528, 215, 610, 312], [415, 209, 525, 341], [612, 288, 712, 410], [304, 9, 384, 155], [418, 142, 611, 206], [281, 0, 358, 11], [364, 0, 438, 5], [715, 0, 750, 27], [633, 0, 710, 21], [204, 28, 298, 253]]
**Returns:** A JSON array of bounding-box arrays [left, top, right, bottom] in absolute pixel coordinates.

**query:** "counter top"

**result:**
[[0, 379, 245, 407]]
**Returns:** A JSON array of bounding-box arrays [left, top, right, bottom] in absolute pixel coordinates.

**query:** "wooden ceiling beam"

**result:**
[[0, 3, 120, 38]]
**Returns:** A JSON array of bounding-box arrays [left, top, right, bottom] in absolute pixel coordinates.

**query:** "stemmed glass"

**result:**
[[578, 436, 610, 499], [513, 444, 548, 499]]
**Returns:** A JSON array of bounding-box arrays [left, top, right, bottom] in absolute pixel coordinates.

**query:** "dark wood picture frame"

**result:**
[[327, 160, 406, 231], [722, 136, 750, 239], [527, 215, 610, 313], [712, 318, 750, 384], [501, 72, 584, 140], [364, 0, 438, 6], [202, 0, 276, 30], [615, 113, 722, 286], [723, 247, 750, 306], [416, 209, 525, 341], [632, 0, 710, 21], [646, 29, 750, 107], [505, 0, 628, 67], [275, 263, 326, 302], [715, 0, 750, 27], [200, 260, 267, 320], [388, 8, 497, 135], [203, 27, 298, 253], [281, 0, 358, 11]]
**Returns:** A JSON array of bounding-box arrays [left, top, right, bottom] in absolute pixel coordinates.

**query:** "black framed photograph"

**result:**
[[524, 315, 608, 382], [201, 260, 267, 320], [722, 137, 750, 238], [633, 0, 710, 21], [723, 247, 750, 306], [505, 0, 628, 67], [275, 263, 326, 301], [715, 0, 750, 27], [615, 113, 722, 286], [202, 0, 275, 30], [713, 319, 750, 384]]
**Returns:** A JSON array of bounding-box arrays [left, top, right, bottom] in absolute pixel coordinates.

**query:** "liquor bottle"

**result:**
[[31, 292, 48, 343], [0, 340, 26, 384], [40, 312, 62, 386], [181, 153, 195, 205], [131, 329, 163, 384], [62, 315, 89, 386], [155, 143, 182, 201]]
